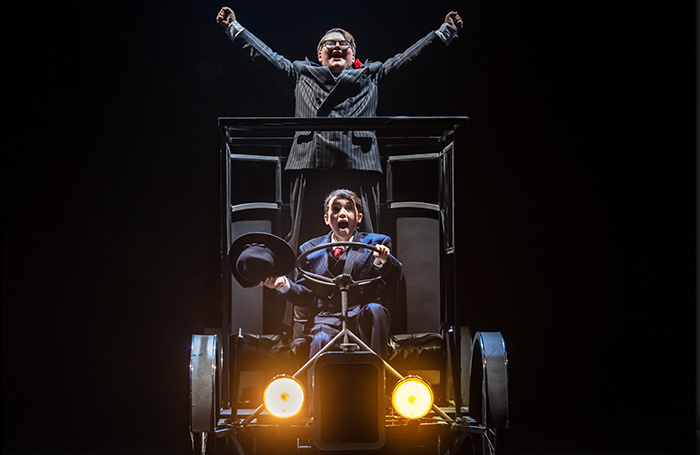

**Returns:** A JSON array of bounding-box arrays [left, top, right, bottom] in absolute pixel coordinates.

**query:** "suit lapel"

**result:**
[[318, 68, 363, 116], [306, 65, 338, 92], [350, 231, 374, 276], [315, 232, 335, 277]]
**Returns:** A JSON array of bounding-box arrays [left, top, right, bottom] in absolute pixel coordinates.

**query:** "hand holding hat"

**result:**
[[228, 232, 296, 289]]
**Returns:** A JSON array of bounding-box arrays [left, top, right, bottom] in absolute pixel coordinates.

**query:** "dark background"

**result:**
[[2, 1, 695, 454]]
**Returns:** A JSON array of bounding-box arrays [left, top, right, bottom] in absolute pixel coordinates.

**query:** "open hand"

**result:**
[[261, 276, 287, 289]]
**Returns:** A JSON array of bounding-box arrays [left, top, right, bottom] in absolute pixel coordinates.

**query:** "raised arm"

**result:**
[[375, 11, 463, 80], [215, 6, 297, 94]]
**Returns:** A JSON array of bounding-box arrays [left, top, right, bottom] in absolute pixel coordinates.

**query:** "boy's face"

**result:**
[[318, 31, 355, 75], [324, 196, 362, 241]]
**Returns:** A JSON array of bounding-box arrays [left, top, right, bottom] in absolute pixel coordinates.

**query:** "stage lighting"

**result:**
[[391, 376, 434, 419], [263, 375, 304, 418]]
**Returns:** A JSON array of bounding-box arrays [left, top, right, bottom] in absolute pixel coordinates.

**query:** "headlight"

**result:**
[[263, 375, 305, 418], [391, 376, 434, 419]]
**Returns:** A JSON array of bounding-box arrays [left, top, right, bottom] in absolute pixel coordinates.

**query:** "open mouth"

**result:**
[[338, 221, 349, 229], [331, 50, 344, 59]]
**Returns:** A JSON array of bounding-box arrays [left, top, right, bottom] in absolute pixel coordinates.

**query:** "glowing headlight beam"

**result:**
[[263, 375, 305, 418], [391, 376, 434, 419]]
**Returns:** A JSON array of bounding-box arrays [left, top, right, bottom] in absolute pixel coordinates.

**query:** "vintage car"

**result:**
[[190, 117, 509, 455]]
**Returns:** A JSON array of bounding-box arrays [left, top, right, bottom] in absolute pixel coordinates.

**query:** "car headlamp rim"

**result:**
[[262, 374, 305, 419], [391, 375, 434, 420]]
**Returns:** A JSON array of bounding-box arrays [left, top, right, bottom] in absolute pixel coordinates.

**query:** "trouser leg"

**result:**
[[358, 303, 390, 359]]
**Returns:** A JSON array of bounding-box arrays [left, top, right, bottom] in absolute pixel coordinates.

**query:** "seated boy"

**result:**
[[262, 189, 402, 359]]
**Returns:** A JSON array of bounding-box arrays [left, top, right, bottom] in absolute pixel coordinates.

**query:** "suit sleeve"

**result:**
[[284, 280, 317, 307], [224, 22, 298, 95], [281, 243, 322, 308], [376, 23, 458, 82], [375, 236, 403, 286]]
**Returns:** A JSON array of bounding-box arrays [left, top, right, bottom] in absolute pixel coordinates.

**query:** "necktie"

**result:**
[[333, 247, 343, 259]]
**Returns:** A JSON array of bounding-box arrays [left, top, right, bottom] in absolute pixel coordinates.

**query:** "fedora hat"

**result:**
[[228, 232, 296, 288]]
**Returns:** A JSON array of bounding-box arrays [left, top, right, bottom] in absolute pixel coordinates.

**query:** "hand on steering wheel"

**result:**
[[295, 241, 392, 291]]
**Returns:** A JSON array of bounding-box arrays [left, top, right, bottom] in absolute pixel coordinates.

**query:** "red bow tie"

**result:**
[[333, 247, 344, 259]]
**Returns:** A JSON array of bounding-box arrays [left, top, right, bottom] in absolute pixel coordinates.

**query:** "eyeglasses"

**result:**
[[323, 40, 351, 49]]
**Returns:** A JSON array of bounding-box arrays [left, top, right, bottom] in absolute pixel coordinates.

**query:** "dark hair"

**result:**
[[317, 28, 357, 54], [323, 189, 363, 216]]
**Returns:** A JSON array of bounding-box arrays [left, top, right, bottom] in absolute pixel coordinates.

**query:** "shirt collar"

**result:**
[[331, 232, 355, 244]]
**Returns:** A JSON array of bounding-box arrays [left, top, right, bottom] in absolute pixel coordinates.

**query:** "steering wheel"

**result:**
[[295, 241, 392, 291]]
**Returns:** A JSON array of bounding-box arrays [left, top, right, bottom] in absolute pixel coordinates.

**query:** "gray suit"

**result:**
[[224, 22, 458, 246]]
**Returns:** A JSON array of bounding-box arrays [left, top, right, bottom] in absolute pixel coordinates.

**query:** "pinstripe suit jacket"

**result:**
[[284, 231, 403, 315], [225, 23, 458, 172]]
